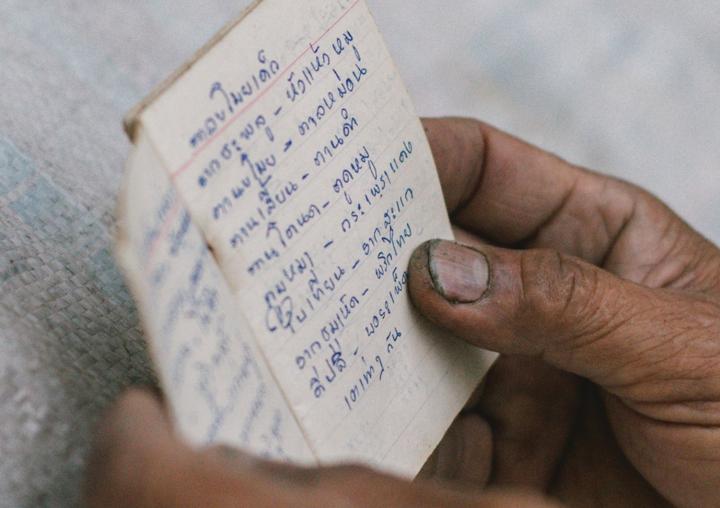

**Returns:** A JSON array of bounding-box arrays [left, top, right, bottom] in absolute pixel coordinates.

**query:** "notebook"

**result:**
[[116, 0, 494, 477]]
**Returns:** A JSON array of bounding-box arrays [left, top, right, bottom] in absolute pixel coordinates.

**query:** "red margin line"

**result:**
[[171, 0, 363, 179]]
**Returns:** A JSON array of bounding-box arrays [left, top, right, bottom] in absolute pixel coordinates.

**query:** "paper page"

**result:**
[[134, 0, 494, 476], [116, 131, 314, 464]]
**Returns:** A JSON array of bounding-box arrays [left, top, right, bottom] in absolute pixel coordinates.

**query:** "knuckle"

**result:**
[[517, 249, 602, 338], [680, 298, 720, 374], [519, 250, 587, 316]]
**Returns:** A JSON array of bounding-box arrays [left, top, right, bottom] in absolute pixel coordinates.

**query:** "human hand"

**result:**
[[411, 118, 720, 507], [86, 117, 720, 508], [84, 389, 558, 507]]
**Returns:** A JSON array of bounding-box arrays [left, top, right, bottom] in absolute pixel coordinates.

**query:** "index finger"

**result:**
[[423, 117, 637, 265]]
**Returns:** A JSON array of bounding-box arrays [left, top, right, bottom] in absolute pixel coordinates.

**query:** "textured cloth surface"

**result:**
[[1, 1, 718, 506]]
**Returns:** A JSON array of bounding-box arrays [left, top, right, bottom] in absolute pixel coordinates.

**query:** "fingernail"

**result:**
[[213, 445, 257, 469], [428, 240, 489, 303]]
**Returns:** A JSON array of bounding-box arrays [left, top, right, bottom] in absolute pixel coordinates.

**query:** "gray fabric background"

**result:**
[[1, 1, 718, 506]]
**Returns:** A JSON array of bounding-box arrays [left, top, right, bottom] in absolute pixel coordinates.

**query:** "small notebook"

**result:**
[[116, 0, 495, 477]]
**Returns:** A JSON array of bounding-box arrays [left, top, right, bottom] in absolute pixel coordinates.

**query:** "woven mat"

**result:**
[[1, 1, 718, 505]]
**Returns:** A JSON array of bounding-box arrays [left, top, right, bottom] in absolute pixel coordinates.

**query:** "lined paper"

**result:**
[[116, 132, 314, 463], [120, 0, 493, 477]]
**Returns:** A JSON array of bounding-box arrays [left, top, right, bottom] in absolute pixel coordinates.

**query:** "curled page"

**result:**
[[120, 0, 495, 477], [116, 132, 314, 464]]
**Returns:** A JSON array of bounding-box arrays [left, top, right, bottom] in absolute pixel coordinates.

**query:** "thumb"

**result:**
[[408, 239, 718, 395], [85, 389, 187, 507]]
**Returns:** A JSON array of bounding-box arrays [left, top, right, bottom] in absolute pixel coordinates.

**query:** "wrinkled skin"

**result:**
[[85, 118, 720, 507]]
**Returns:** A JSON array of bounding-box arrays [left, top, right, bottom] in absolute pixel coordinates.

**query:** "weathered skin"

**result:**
[[86, 118, 720, 508]]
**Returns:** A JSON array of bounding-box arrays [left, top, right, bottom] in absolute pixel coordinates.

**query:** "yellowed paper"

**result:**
[[116, 131, 314, 463], [118, 0, 494, 477]]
